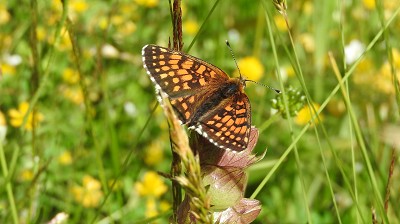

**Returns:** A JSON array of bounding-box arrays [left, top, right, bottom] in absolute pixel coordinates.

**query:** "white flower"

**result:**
[[228, 29, 240, 44], [279, 66, 288, 82], [101, 44, 119, 58], [47, 212, 69, 224], [4, 54, 22, 66], [344, 40, 365, 64], [124, 101, 137, 117]]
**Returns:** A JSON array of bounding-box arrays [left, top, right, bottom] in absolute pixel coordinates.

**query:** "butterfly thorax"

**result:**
[[188, 78, 244, 126]]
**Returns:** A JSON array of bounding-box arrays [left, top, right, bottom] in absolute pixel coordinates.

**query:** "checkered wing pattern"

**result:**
[[142, 44, 252, 152], [142, 44, 228, 124], [194, 93, 251, 151]]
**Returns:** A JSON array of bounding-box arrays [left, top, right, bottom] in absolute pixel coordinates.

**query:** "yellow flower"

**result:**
[[117, 21, 137, 36], [237, 56, 264, 81], [183, 20, 199, 35], [71, 175, 103, 208], [363, 0, 375, 10], [0, 111, 6, 126], [384, 1, 399, 11], [353, 56, 400, 95], [54, 27, 72, 51], [303, 1, 313, 15], [382, 1, 400, 20], [47, 12, 61, 26], [120, 3, 137, 16], [135, 171, 167, 198], [352, 58, 374, 89], [1, 63, 16, 76], [354, 58, 374, 75], [59, 32, 72, 51], [20, 169, 34, 182], [48, 0, 63, 25], [8, 102, 44, 131], [51, 0, 87, 21], [392, 48, 400, 67], [70, 0, 88, 13], [62, 87, 84, 105], [144, 141, 164, 166], [135, 0, 159, 8], [0, 3, 10, 25], [327, 99, 346, 117], [36, 26, 47, 42], [51, 0, 62, 11], [285, 65, 295, 77], [98, 17, 108, 30], [0, 34, 12, 48], [295, 103, 323, 126], [111, 15, 124, 26], [160, 200, 171, 212], [144, 199, 170, 218], [58, 151, 72, 165], [274, 15, 287, 32], [62, 68, 80, 84], [299, 33, 315, 53], [145, 198, 158, 218], [376, 62, 398, 95]]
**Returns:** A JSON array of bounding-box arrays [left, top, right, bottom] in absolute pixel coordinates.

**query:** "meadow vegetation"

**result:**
[[0, 0, 399, 223]]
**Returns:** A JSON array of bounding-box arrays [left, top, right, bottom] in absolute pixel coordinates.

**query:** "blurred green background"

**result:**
[[0, 0, 399, 223]]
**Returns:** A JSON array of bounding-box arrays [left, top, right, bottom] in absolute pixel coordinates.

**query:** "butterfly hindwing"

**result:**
[[193, 92, 251, 151]]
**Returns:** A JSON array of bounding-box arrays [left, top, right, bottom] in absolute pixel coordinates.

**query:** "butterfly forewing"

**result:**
[[142, 45, 228, 95], [142, 44, 252, 152], [142, 45, 230, 124]]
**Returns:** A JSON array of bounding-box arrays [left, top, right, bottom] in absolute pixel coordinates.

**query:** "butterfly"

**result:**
[[142, 45, 251, 152]]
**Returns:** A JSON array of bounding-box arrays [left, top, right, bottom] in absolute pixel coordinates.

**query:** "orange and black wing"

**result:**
[[142, 45, 229, 124], [192, 92, 251, 152]]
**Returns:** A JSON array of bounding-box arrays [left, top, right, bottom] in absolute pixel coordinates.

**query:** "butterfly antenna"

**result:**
[[225, 40, 243, 79], [245, 79, 281, 94], [226, 40, 281, 94]]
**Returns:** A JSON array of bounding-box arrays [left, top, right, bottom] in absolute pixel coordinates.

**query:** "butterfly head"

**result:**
[[239, 75, 248, 89], [225, 40, 280, 94]]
